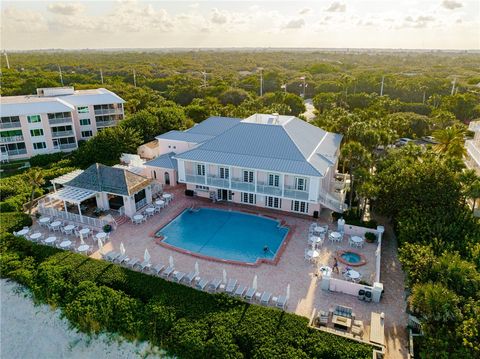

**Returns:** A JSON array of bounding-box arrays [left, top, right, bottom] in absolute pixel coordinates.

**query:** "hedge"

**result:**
[[1, 233, 373, 359]]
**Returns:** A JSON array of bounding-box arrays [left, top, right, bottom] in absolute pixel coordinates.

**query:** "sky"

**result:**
[[1, 0, 479, 50]]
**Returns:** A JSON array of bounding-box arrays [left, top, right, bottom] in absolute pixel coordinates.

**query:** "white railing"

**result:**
[[38, 205, 116, 230], [96, 120, 117, 127], [0, 122, 21, 129], [54, 143, 77, 150], [48, 117, 72, 125], [284, 186, 309, 200], [318, 190, 346, 212], [185, 173, 206, 184], [94, 108, 121, 115], [466, 140, 480, 167], [135, 198, 147, 210], [468, 121, 480, 132], [52, 130, 74, 138], [0, 135, 24, 143]]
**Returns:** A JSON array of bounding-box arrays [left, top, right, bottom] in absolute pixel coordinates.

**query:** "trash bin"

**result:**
[[358, 289, 365, 301], [364, 290, 372, 302]]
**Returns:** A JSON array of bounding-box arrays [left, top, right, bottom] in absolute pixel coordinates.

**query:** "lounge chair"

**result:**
[[207, 278, 222, 292], [126, 258, 140, 268], [161, 265, 175, 278], [225, 279, 238, 294], [234, 285, 247, 297], [245, 287, 256, 301], [138, 260, 151, 272], [103, 251, 119, 261], [115, 254, 129, 264], [183, 270, 199, 284], [316, 310, 329, 326], [351, 320, 364, 337], [276, 295, 288, 309], [173, 271, 186, 282], [151, 264, 165, 276], [334, 305, 355, 319], [260, 292, 272, 305], [196, 278, 209, 290]]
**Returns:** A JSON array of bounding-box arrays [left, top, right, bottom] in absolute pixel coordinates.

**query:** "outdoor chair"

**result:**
[[151, 264, 165, 276], [161, 265, 175, 278], [183, 270, 199, 284], [317, 310, 329, 326], [225, 279, 238, 294], [207, 278, 222, 292], [245, 287, 256, 301], [173, 271, 186, 282], [196, 278, 209, 291], [260, 292, 272, 305], [234, 285, 247, 297], [126, 258, 140, 268], [115, 254, 129, 264], [276, 295, 288, 310], [138, 260, 151, 272], [334, 305, 355, 319]]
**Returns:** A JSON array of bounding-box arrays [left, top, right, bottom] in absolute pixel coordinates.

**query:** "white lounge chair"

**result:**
[[208, 278, 222, 292], [276, 295, 288, 309], [115, 254, 129, 264], [196, 278, 209, 290], [126, 258, 140, 268], [138, 260, 151, 272], [162, 266, 175, 278], [225, 279, 238, 294], [151, 264, 165, 275], [245, 287, 256, 301], [260, 292, 272, 305], [183, 270, 199, 284], [234, 285, 247, 297], [173, 271, 186, 282]]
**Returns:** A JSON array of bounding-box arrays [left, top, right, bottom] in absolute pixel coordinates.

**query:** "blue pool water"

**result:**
[[341, 252, 361, 264], [157, 208, 289, 263]]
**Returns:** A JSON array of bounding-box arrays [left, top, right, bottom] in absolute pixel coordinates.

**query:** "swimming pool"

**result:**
[[157, 208, 289, 264]]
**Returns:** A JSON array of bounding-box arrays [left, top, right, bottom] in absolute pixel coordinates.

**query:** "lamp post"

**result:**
[[258, 67, 264, 97]]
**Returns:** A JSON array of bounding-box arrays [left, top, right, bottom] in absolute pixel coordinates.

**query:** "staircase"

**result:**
[[318, 190, 347, 213], [114, 214, 129, 226]]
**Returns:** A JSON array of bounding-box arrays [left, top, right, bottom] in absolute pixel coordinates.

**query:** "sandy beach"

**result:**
[[0, 279, 166, 359]]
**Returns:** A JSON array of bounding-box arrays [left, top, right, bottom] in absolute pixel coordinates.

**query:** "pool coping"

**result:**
[[149, 206, 295, 267], [336, 249, 367, 267]]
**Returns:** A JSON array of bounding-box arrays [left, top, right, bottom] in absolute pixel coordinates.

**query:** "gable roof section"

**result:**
[[64, 163, 150, 196], [61, 88, 125, 106], [0, 99, 74, 117], [175, 116, 342, 177], [145, 152, 177, 170], [156, 131, 214, 143]]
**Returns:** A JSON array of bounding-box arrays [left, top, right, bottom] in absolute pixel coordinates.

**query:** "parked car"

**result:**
[[421, 136, 439, 144], [395, 138, 413, 147]]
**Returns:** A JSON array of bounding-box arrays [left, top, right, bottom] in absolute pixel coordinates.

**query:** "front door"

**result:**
[[165, 172, 170, 185]]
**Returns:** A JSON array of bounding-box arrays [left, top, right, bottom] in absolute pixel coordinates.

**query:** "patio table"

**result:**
[[146, 207, 155, 215], [64, 224, 75, 232], [330, 231, 342, 241], [59, 240, 72, 249], [16, 229, 29, 237], [39, 217, 51, 224], [347, 269, 361, 280], [96, 232, 107, 240], [314, 226, 326, 234], [30, 232, 42, 241], [133, 214, 144, 223], [309, 235, 323, 244], [50, 221, 62, 228], [44, 236, 57, 244], [332, 315, 352, 330], [162, 193, 172, 200], [351, 236, 363, 245], [155, 199, 165, 206], [79, 228, 90, 236], [307, 249, 320, 259], [77, 244, 90, 253]]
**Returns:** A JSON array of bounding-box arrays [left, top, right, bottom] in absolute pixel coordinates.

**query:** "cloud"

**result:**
[[211, 8, 228, 24], [3, 7, 49, 32], [47, 2, 85, 16], [299, 8, 311, 15], [325, 2, 346, 12], [401, 15, 436, 28], [442, 0, 463, 10], [283, 18, 305, 29]]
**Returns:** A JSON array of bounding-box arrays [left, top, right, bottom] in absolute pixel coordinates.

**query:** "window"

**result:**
[[291, 200, 309, 213], [27, 115, 41, 123], [243, 170, 254, 183], [77, 106, 89, 113], [268, 174, 280, 187], [265, 196, 281, 208], [79, 118, 91, 126], [47, 112, 71, 120], [196, 164, 205, 176], [81, 130, 93, 138], [33, 142, 47, 150], [295, 177, 307, 191], [30, 129, 44, 137], [195, 185, 210, 190], [1, 116, 21, 127], [241, 192, 256, 204], [51, 125, 72, 134], [219, 167, 229, 179], [1, 130, 22, 138]]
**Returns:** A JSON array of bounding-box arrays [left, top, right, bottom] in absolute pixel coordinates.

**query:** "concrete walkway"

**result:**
[[302, 98, 316, 122]]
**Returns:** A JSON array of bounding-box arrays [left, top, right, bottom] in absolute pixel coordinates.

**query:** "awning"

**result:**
[[51, 169, 84, 185], [49, 186, 97, 204]]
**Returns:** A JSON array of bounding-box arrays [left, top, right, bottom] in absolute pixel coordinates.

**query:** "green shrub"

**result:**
[[0, 212, 32, 233], [365, 232, 376, 243], [29, 152, 67, 168]]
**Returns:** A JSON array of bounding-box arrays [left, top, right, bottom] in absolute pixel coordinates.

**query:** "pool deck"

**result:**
[[33, 185, 408, 358]]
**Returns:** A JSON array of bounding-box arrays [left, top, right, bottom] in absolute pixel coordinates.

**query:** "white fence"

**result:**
[[38, 205, 116, 230], [329, 278, 374, 296]]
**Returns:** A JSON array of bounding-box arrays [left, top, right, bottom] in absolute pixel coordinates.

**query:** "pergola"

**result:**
[[48, 186, 97, 221], [50, 169, 84, 192]]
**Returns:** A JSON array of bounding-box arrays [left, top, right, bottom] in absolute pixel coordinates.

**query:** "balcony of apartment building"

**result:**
[[93, 104, 123, 116], [1, 143, 27, 157], [0, 117, 22, 130], [48, 112, 73, 126], [95, 115, 123, 128], [51, 129, 75, 138], [0, 132, 24, 144]]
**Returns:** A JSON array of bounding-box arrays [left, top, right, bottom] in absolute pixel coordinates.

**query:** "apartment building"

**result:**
[[0, 87, 125, 161], [466, 121, 480, 175], [140, 114, 347, 215]]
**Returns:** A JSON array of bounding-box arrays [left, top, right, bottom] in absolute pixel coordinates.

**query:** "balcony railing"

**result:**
[[94, 108, 121, 115], [5, 148, 27, 156], [0, 135, 24, 143], [0, 122, 21, 129], [257, 182, 282, 197], [466, 140, 480, 167], [54, 143, 77, 150], [96, 120, 117, 127], [52, 130, 74, 138], [284, 186, 309, 200], [318, 190, 347, 212], [206, 176, 230, 188], [231, 179, 255, 192], [48, 117, 72, 125], [185, 174, 206, 184]]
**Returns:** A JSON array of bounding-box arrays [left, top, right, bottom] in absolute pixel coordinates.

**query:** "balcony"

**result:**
[[5, 148, 27, 156], [0, 122, 21, 129], [48, 117, 72, 125], [257, 182, 282, 197], [94, 108, 122, 115], [0, 135, 24, 143], [318, 190, 347, 212], [96, 120, 117, 127], [284, 186, 309, 200], [51, 130, 74, 138], [185, 174, 206, 185], [466, 140, 480, 167], [231, 179, 255, 192], [206, 176, 230, 188], [54, 143, 77, 150]]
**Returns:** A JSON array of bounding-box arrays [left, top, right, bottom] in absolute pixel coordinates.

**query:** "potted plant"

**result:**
[[103, 224, 112, 233], [365, 232, 376, 243]]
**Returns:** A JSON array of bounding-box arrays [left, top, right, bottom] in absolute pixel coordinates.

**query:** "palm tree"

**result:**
[[26, 169, 45, 216], [432, 125, 466, 158]]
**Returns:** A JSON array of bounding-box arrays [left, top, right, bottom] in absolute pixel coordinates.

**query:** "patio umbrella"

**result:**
[[195, 261, 199, 275], [252, 275, 258, 290], [223, 269, 227, 283], [120, 242, 126, 256], [286, 283, 290, 300], [169, 255, 174, 268], [144, 248, 151, 263], [80, 232, 85, 245], [97, 238, 104, 254]]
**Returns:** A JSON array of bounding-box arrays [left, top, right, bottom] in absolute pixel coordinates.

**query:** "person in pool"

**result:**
[[332, 257, 339, 274]]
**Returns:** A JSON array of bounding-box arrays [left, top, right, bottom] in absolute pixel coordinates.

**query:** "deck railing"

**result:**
[[37, 204, 116, 230]]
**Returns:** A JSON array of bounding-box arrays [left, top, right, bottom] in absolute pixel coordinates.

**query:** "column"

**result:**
[[229, 166, 232, 189], [64, 201, 68, 213], [204, 163, 207, 185], [77, 203, 83, 222], [282, 173, 285, 197], [254, 170, 257, 193]]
